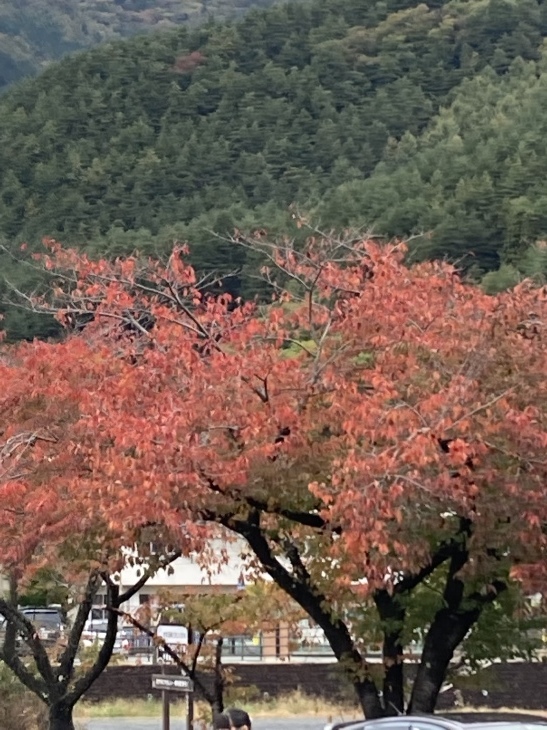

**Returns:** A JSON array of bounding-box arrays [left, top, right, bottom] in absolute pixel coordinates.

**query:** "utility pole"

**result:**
[[187, 625, 194, 730], [162, 661, 170, 730]]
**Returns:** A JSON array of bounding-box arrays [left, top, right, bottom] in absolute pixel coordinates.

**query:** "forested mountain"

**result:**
[[1, 0, 547, 339], [0, 0, 277, 93], [319, 53, 547, 274]]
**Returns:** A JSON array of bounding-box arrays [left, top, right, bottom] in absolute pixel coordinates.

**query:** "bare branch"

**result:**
[[56, 571, 102, 690], [119, 550, 182, 604], [109, 607, 214, 704], [241, 374, 269, 403], [445, 388, 515, 432]]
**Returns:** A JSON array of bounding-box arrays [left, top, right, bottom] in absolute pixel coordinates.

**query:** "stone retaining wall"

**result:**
[[83, 662, 547, 710]]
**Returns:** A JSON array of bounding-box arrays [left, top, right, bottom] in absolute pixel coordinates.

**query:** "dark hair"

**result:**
[[213, 713, 231, 729], [213, 708, 252, 729]]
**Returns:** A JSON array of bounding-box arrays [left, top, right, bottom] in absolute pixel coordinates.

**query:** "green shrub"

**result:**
[[0, 663, 48, 730]]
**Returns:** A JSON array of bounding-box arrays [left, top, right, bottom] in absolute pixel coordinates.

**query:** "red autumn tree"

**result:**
[[0, 336, 193, 730], [11, 234, 547, 718]]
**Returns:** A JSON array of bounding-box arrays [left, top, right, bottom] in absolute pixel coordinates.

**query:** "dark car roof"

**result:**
[[21, 607, 64, 622], [22, 607, 63, 612], [326, 713, 547, 730], [21, 607, 63, 615], [439, 716, 547, 725]]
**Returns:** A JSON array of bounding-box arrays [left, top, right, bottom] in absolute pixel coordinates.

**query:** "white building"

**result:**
[[91, 535, 256, 620]]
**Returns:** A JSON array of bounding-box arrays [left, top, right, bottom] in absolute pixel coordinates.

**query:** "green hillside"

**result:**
[[1, 0, 547, 339], [319, 51, 547, 275], [0, 0, 277, 93]]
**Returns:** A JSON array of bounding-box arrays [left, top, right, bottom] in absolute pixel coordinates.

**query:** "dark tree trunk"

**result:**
[[408, 605, 479, 714], [375, 590, 405, 716], [406, 540, 476, 714], [408, 550, 509, 715], [234, 519, 385, 718], [213, 636, 225, 713], [382, 636, 404, 716], [409, 585, 506, 714], [354, 677, 385, 719], [48, 701, 76, 730]]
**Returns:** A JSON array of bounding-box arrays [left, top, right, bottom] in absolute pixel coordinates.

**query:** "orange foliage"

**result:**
[[2, 236, 547, 598], [0, 335, 197, 587], [172, 51, 207, 74]]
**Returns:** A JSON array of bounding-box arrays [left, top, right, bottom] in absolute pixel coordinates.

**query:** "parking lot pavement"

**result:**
[[85, 716, 339, 730]]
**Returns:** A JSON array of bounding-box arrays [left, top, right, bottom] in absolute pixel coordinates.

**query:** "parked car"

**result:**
[[22, 606, 66, 643], [325, 713, 547, 730], [81, 620, 150, 655], [0, 605, 67, 651], [81, 618, 108, 643]]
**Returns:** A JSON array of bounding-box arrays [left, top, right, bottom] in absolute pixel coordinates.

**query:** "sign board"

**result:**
[[156, 624, 188, 663], [151, 674, 194, 693], [156, 624, 188, 647]]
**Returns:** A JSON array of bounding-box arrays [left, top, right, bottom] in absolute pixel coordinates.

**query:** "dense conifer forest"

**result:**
[[1, 0, 547, 339], [0, 0, 278, 93]]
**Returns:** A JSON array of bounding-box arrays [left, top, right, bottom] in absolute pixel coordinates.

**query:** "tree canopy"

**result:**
[[320, 52, 547, 274], [0, 331, 197, 730], [2, 0, 547, 339], [4, 235, 545, 717]]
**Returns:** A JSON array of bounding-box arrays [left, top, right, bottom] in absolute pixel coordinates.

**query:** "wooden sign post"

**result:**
[[152, 670, 194, 730]]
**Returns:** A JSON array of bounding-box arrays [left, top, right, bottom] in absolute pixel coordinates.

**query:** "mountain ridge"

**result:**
[[0, 0, 279, 92]]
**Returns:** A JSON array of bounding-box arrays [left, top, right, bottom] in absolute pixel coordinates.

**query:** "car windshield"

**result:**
[[22, 610, 62, 627], [86, 622, 108, 632]]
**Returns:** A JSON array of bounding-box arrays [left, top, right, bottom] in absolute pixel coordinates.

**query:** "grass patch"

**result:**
[[235, 691, 359, 718], [76, 698, 174, 718], [74, 696, 547, 722], [75, 690, 360, 720]]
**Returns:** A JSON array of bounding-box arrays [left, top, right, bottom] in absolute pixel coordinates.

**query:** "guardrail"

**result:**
[[106, 628, 547, 665], [136, 634, 424, 663]]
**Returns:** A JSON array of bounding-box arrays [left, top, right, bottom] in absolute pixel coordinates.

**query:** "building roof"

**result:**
[[118, 536, 266, 589]]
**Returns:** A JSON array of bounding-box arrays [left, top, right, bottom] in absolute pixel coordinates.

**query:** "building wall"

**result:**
[[92, 535, 254, 618]]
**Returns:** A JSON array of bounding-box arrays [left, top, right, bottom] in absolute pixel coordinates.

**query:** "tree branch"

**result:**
[[221, 514, 350, 656], [56, 571, 102, 691], [223, 512, 384, 718], [200, 471, 334, 531], [0, 620, 48, 700], [109, 608, 215, 705], [118, 550, 182, 604], [66, 579, 120, 705], [191, 630, 207, 676], [393, 518, 472, 595], [0, 599, 57, 693]]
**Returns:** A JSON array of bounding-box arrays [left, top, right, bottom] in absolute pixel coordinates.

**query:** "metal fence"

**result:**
[[145, 629, 424, 663]]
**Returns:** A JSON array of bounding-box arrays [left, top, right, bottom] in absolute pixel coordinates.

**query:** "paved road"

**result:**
[[85, 716, 337, 730]]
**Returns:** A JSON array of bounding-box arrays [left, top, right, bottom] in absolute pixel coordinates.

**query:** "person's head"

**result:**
[[213, 707, 251, 729]]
